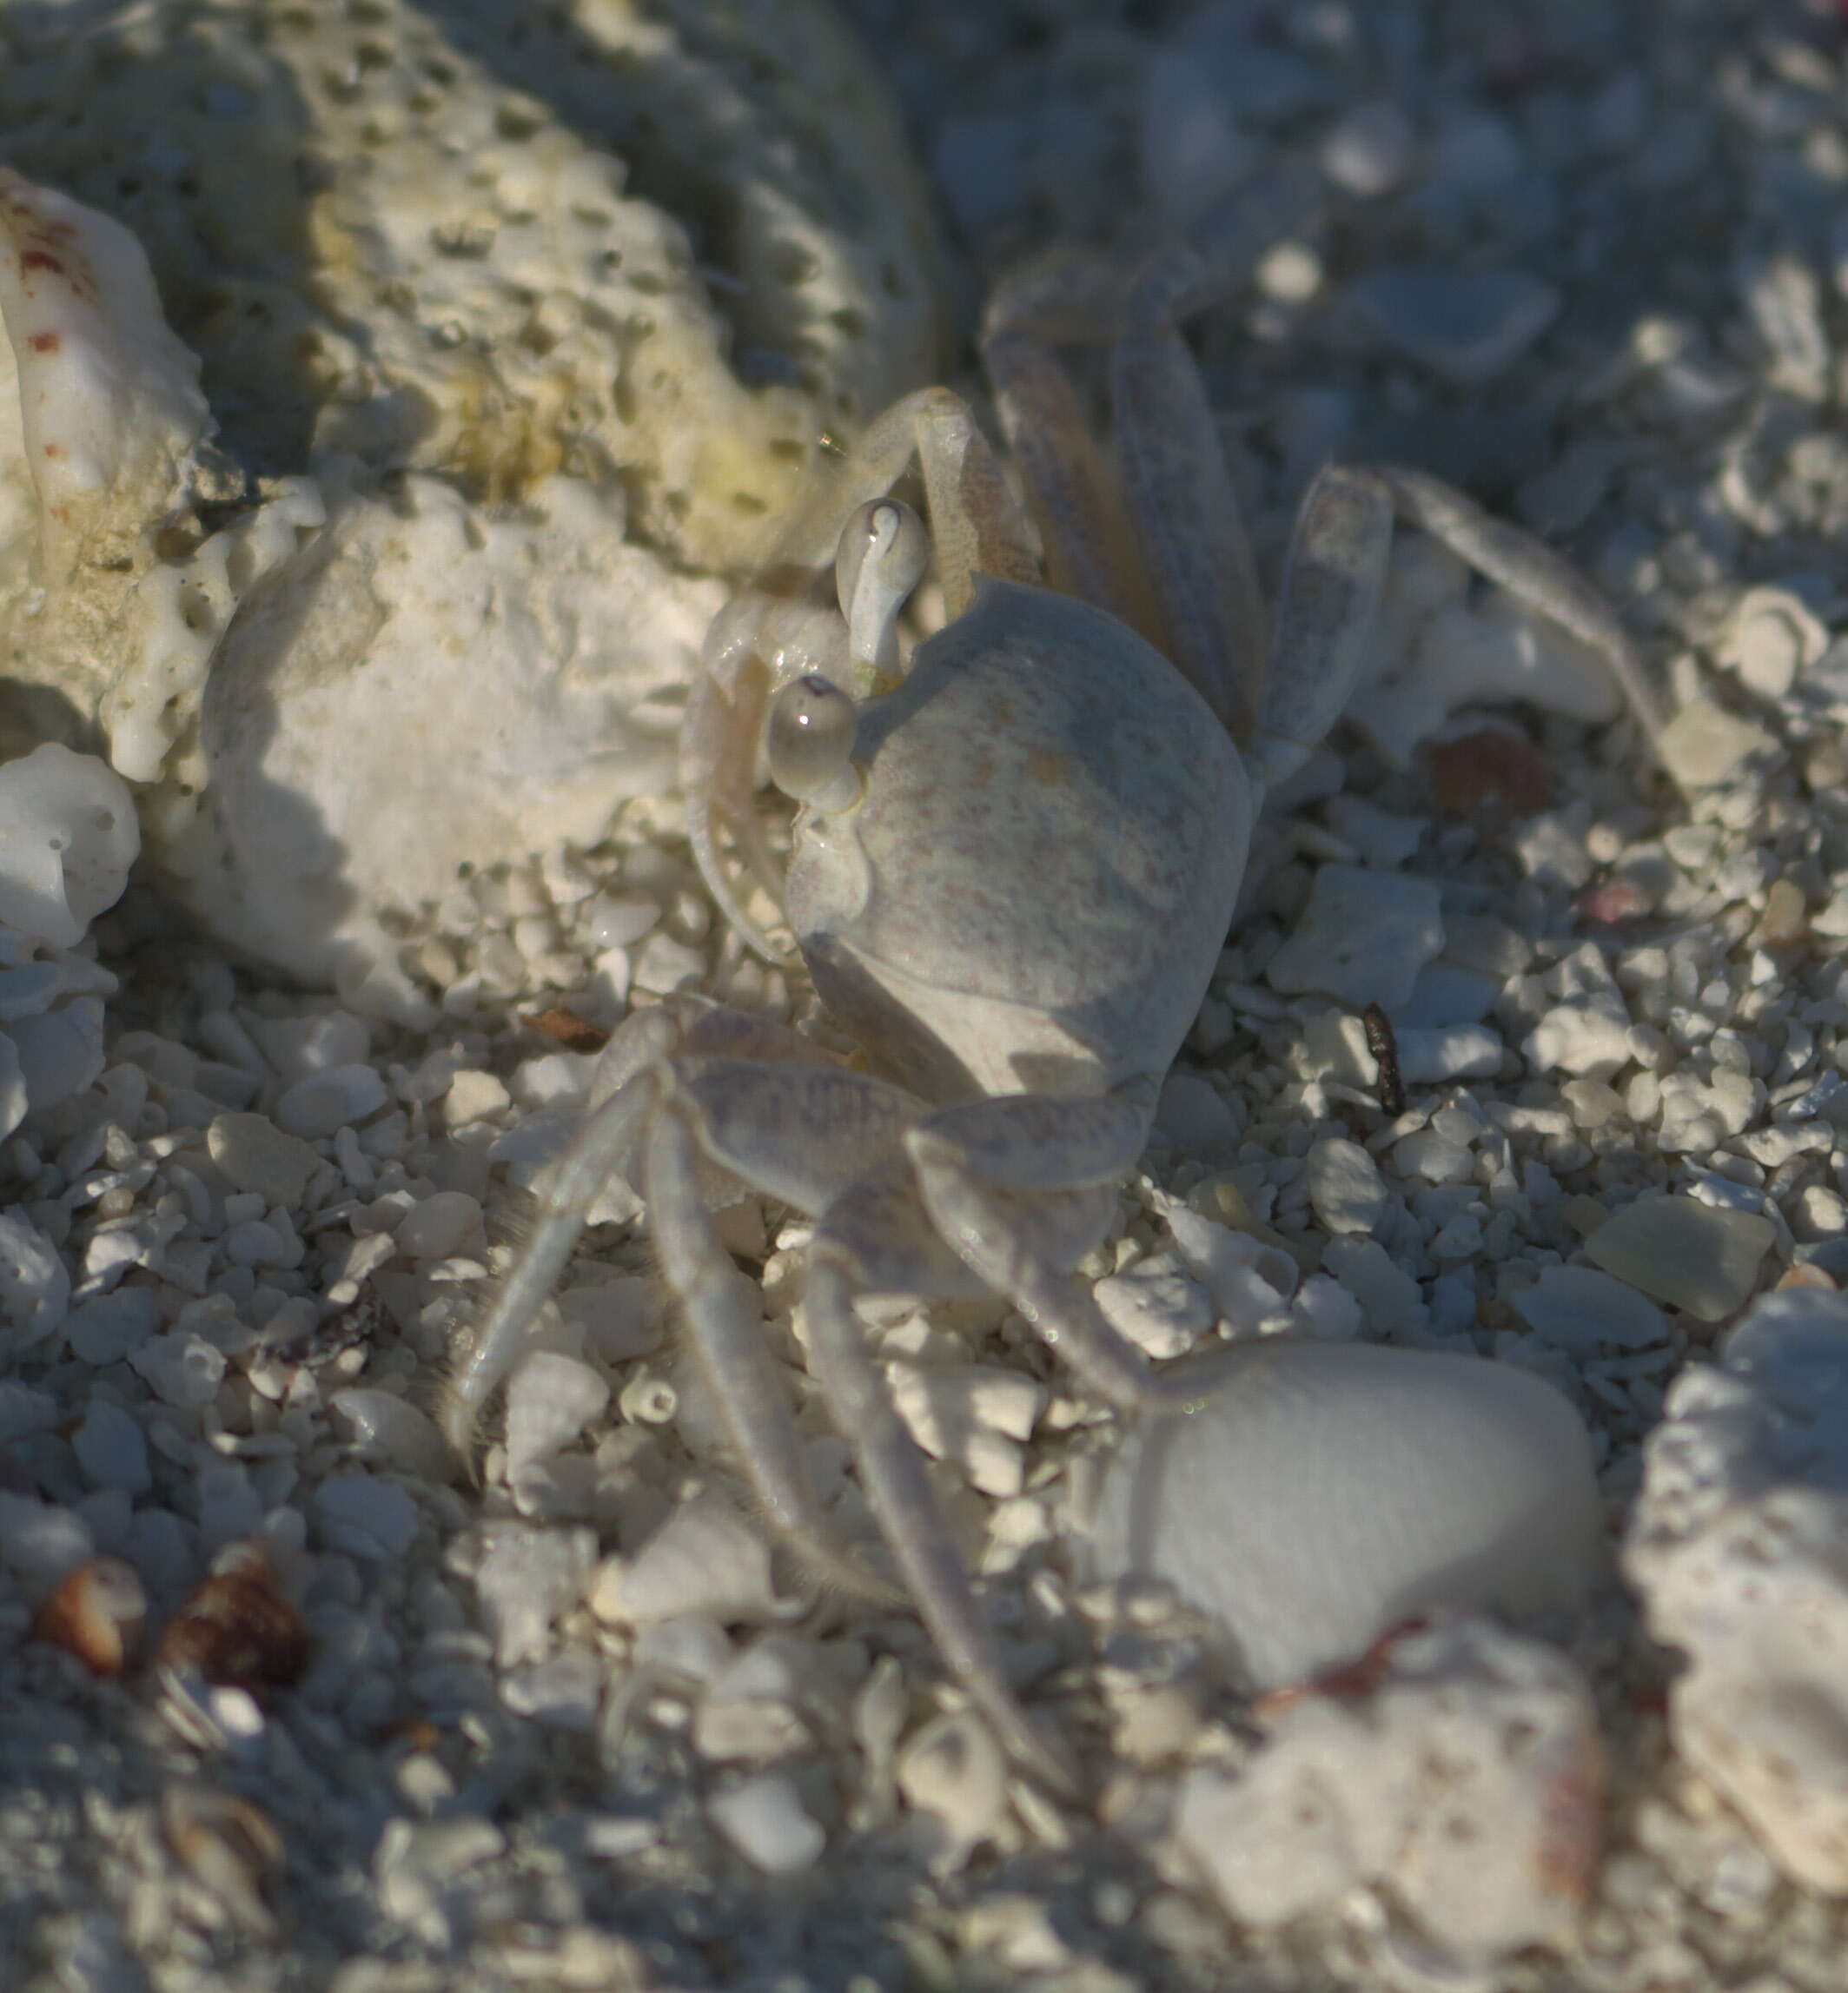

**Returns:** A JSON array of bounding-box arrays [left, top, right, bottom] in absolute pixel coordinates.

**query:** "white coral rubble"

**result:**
[[0, 742, 137, 1155], [1625, 1286, 1848, 1893], [1175, 1617, 1605, 1963]]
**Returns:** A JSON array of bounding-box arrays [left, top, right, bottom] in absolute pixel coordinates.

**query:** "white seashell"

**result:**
[[1083, 1339, 1605, 1689], [0, 744, 138, 949], [503, 1351, 611, 1486]]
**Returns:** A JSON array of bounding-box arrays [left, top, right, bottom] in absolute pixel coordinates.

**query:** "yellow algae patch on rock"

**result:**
[[0, 0, 944, 570]]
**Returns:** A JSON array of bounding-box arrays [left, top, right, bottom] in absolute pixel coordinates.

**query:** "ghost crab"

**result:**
[[442, 182, 1667, 1794]]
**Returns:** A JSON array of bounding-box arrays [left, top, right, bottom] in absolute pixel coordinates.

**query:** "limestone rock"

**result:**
[[1626, 1288, 1848, 1892], [0, 2, 945, 990]]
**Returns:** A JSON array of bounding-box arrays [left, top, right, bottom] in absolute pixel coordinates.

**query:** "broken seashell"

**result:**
[[154, 1539, 311, 1700], [160, 1782, 285, 1940], [30, 1555, 147, 1676]]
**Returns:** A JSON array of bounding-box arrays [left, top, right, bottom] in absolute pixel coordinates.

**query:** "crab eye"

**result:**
[[767, 673, 859, 810], [836, 498, 928, 680]]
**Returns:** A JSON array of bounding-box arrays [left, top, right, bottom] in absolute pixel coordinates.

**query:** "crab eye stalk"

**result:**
[[767, 673, 860, 811], [836, 498, 928, 684]]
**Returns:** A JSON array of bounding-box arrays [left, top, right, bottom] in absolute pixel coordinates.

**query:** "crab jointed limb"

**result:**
[[441, 191, 1669, 1796]]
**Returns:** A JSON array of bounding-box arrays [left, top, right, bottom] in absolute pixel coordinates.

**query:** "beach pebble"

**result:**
[[1083, 1341, 1603, 1690], [392, 1190, 484, 1262], [1175, 1618, 1603, 1963], [504, 1352, 611, 1485], [63, 1286, 162, 1367], [1267, 864, 1444, 1008], [1351, 267, 1561, 387], [0, 1493, 95, 1588], [328, 1390, 452, 1485], [1157, 1203, 1298, 1333], [1655, 696, 1778, 791], [313, 1472, 420, 1561], [708, 1773, 825, 1876], [129, 1331, 226, 1410], [474, 1525, 597, 1670], [594, 1492, 780, 1627], [1305, 1137, 1392, 1235], [1512, 1264, 1667, 1354], [1626, 1288, 1848, 1890], [1394, 1023, 1503, 1083], [1321, 101, 1417, 198], [375, 1817, 505, 1930], [1094, 1255, 1215, 1361], [205, 1114, 318, 1208], [1580, 1195, 1776, 1321], [895, 1710, 1010, 1872], [888, 1361, 1044, 1499], [0, 1208, 71, 1346], [1323, 794, 1427, 869], [1322, 1237, 1428, 1337], [445, 1069, 513, 1128], [275, 1064, 389, 1140], [1155, 1072, 1241, 1154], [71, 1401, 151, 1497], [500, 1652, 605, 1731], [1520, 944, 1635, 1081], [1300, 1007, 1377, 1088], [1655, 1066, 1759, 1152]]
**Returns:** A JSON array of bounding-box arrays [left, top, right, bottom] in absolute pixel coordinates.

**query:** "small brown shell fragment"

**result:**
[[161, 1783, 285, 1940], [522, 1005, 611, 1055], [30, 1556, 148, 1676], [154, 1539, 311, 1699], [1427, 727, 1551, 815]]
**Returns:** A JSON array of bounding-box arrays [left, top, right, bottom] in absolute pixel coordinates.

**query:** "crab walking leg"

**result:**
[[905, 1086, 1214, 1417], [1376, 464, 1675, 770], [1108, 278, 1268, 742], [1105, 167, 1322, 739], [642, 1109, 908, 1606], [440, 1076, 657, 1460], [801, 1255, 1082, 1798], [1247, 465, 1394, 791], [983, 283, 1167, 650]]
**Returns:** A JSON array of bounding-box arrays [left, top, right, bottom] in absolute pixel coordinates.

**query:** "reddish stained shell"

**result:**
[[154, 1539, 311, 1699], [31, 1556, 148, 1676]]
